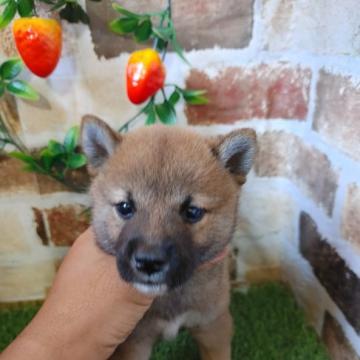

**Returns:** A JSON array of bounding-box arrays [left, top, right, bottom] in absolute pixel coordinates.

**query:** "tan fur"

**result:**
[[81, 118, 256, 360]]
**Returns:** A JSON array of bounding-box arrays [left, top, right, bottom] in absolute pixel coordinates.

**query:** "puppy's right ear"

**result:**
[[210, 128, 257, 185], [81, 114, 122, 173]]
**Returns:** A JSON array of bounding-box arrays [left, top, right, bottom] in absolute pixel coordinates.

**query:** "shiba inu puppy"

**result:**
[[81, 115, 256, 360]]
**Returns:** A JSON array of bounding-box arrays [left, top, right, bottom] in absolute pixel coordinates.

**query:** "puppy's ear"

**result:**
[[81, 114, 122, 173], [211, 128, 257, 185]]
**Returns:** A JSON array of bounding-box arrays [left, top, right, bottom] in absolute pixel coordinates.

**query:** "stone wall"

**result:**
[[1, 0, 360, 358]]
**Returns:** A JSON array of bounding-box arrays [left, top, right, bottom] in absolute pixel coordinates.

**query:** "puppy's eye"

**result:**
[[115, 201, 135, 220], [183, 205, 205, 224]]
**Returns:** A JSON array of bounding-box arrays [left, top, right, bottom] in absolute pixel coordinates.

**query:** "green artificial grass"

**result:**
[[0, 283, 329, 359], [0, 303, 40, 351]]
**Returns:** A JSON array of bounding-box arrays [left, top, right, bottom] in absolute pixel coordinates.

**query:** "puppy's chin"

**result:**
[[133, 282, 168, 296]]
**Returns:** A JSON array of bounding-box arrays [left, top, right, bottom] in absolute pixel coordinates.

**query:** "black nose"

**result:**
[[134, 254, 166, 275], [132, 247, 169, 276]]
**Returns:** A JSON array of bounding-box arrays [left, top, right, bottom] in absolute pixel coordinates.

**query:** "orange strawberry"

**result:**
[[127, 48, 166, 104], [13, 17, 62, 78]]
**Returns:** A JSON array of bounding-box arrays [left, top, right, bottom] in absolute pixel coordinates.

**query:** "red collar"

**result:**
[[197, 246, 230, 271]]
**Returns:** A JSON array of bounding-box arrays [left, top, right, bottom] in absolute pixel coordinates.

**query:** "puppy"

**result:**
[[81, 115, 256, 360]]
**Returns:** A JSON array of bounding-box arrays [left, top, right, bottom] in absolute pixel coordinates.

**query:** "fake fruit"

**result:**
[[126, 48, 166, 104], [13, 18, 62, 78]]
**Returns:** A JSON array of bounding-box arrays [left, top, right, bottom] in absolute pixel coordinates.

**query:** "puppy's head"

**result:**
[[81, 115, 256, 295]]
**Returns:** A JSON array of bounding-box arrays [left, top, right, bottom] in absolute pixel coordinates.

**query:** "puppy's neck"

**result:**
[[197, 246, 229, 271]]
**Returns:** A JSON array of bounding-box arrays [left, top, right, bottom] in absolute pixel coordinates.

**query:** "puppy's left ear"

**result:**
[[81, 114, 122, 174], [211, 128, 257, 185]]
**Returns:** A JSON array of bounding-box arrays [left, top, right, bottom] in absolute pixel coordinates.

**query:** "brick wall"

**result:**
[[1, 0, 360, 358]]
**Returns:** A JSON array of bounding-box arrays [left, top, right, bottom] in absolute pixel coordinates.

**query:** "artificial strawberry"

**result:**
[[13, 18, 62, 78], [126, 48, 166, 105]]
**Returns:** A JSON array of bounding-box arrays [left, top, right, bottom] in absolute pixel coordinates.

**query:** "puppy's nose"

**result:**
[[132, 247, 169, 276]]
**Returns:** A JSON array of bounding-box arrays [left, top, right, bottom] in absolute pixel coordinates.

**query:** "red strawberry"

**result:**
[[13, 17, 62, 78]]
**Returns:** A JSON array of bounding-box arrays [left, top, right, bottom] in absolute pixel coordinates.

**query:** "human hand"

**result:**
[[1, 228, 154, 360]]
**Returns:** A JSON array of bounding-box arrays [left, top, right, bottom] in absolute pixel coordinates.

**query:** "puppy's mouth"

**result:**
[[133, 282, 168, 296], [116, 252, 195, 295], [130, 260, 169, 296], [116, 253, 172, 295]]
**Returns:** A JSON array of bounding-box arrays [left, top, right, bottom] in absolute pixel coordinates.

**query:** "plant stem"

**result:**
[[152, 13, 166, 51], [152, 0, 171, 54], [118, 104, 148, 133], [164, 83, 181, 89], [0, 113, 27, 153], [33, 4, 38, 17], [160, 0, 172, 61], [167, 0, 171, 17], [35, 159, 86, 192], [50, 172, 86, 192], [0, 138, 14, 145], [161, 88, 167, 101]]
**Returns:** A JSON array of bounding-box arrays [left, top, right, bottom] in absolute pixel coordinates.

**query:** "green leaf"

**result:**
[[17, 0, 34, 17], [39, 148, 55, 171], [59, 3, 89, 24], [23, 163, 43, 173], [0, 82, 4, 97], [109, 17, 138, 35], [6, 80, 39, 101], [145, 105, 156, 125], [185, 95, 208, 105], [155, 101, 176, 125], [8, 151, 37, 165], [111, 3, 140, 19], [182, 89, 208, 105], [47, 139, 64, 155], [66, 153, 87, 169], [152, 26, 173, 41], [63, 126, 79, 153], [134, 18, 152, 42], [181, 89, 207, 97], [0, 0, 9, 5], [0, 58, 23, 80], [168, 89, 181, 106], [0, 0, 16, 29]]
